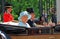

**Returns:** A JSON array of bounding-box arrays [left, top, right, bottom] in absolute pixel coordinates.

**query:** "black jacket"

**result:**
[[27, 20, 35, 27]]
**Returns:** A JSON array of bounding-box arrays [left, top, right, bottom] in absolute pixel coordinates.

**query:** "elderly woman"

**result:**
[[18, 11, 31, 28]]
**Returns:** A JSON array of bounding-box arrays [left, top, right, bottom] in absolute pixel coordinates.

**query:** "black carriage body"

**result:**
[[0, 24, 28, 35]]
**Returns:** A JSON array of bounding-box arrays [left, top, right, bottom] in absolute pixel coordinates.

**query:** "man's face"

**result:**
[[31, 13, 35, 20], [21, 15, 28, 23]]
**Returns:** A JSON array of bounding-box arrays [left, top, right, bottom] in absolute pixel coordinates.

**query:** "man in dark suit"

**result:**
[[26, 8, 36, 27]]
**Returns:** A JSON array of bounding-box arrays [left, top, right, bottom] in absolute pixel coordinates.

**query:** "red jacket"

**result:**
[[3, 12, 14, 22]]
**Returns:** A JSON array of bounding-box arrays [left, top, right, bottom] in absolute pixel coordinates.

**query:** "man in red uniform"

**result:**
[[3, 2, 14, 22]]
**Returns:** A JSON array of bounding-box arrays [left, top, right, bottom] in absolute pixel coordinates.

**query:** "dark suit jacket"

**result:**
[[27, 20, 35, 27]]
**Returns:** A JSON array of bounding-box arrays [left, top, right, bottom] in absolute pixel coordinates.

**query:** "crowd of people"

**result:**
[[2, 2, 58, 28]]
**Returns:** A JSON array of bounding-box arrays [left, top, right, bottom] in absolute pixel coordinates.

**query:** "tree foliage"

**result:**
[[5, 0, 39, 20]]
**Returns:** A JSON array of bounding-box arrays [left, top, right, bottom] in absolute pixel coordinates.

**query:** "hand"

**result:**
[[12, 20, 18, 23]]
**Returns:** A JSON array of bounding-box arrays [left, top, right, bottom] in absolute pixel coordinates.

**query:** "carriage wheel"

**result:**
[[0, 30, 11, 39]]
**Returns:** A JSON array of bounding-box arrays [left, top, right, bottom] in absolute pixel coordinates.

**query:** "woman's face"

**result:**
[[21, 15, 28, 23], [7, 8, 12, 13]]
